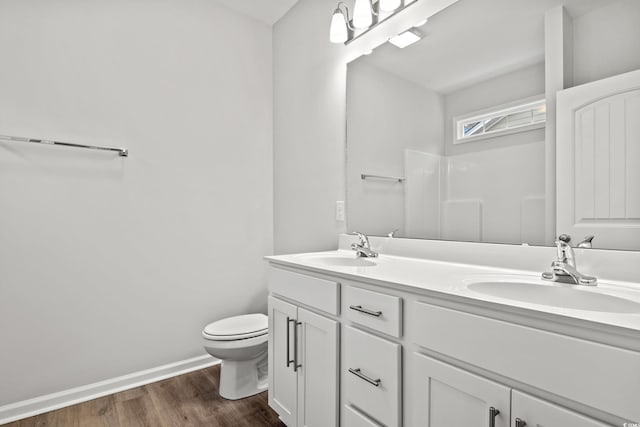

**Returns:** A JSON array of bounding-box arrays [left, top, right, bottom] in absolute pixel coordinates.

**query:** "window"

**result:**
[[454, 97, 546, 144]]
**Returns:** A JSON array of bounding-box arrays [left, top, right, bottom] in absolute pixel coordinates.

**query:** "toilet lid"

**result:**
[[203, 313, 268, 340]]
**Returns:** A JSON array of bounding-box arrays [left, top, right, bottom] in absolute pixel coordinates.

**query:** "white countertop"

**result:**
[[266, 249, 640, 335]]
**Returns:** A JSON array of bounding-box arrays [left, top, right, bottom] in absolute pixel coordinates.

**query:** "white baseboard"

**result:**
[[0, 355, 219, 425]]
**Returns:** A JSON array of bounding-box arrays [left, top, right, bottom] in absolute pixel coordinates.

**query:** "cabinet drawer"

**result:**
[[268, 267, 340, 315], [344, 326, 401, 427], [344, 285, 402, 337], [411, 302, 640, 422], [344, 405, 382, 427]]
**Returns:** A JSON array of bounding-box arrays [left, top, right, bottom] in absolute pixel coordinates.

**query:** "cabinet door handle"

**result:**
[[349, 305, 382, 317], [348, 368, 381, 387], [489, 407, 500, 427], [293, 321, 302, 372], [286, 317, 295, 368], [515, 418, 527, 427]]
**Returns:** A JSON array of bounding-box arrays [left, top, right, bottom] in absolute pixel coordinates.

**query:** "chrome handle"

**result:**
[[349, 305, 382, 317], [515, 418, 527, 427], [577, 235, 594, 248], [348, 368, 381, 387], [293, 321, 302, 372], [351, 231, 370, 248], [489, 407, 500, 427], [286, 317, 295, 368]]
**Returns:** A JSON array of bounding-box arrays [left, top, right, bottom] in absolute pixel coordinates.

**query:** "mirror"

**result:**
[[346, 0, 634, 249]]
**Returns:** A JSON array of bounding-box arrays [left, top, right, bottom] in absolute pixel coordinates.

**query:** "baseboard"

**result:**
[[0, 355, 219, 425]]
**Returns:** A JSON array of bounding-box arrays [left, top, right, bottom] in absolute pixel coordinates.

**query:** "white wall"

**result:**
[[0, 0, 272, 406], [273, 0, 351, 254], [346, 60, 444, 237], [572, 0, 640, 86]]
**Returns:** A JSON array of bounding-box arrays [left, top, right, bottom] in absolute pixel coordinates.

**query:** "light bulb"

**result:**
[[329, 9, 348, 43], [353, 0, 373, 29], [379, 0, 401, 12]]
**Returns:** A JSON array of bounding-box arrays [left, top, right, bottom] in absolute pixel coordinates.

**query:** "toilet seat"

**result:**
[[202, 313, 268, 341]]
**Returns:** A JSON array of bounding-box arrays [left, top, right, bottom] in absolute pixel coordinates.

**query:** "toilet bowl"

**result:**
[[202, 313, 268, 400]]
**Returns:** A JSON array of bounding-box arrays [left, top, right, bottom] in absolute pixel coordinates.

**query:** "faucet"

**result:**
[[351, 232, 378, 258], [541, 234, 597, 286]]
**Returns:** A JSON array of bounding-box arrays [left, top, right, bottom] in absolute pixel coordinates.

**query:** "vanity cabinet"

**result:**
[[412, 353, 609, 427], [511, 390, 610, 427], [268, 267, 339, 427], [412, 353, 510, 427], [267, 262, 638, 427]]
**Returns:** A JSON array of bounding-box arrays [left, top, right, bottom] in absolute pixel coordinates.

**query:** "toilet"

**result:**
[[202, 313, 268, 400]]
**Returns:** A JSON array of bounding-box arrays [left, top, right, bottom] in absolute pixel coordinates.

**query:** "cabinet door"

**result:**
[[268, 296, 298, 426], [297, 307, 339, 427], [411, 352, 510, 427], [512, 391, 610, 427]]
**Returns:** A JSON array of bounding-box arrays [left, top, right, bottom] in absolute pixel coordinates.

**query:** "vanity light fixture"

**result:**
[[379, 0, 401, 12], [388, 27, 423, 48], [330, 3, 354, 44], [353, 0, 377, 28], [330, 0, 414, 45]]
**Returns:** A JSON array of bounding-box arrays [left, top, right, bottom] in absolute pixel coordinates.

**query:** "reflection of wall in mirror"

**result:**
[[346, 60, 444, 237], [442, 62, 546, 245], [573, 0, 640, 86]]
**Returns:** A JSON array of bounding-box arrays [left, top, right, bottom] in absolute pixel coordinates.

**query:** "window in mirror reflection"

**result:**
[[455, 98, 546, 144]]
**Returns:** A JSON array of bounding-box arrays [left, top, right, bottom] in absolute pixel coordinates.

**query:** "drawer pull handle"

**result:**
[[349, 305, 382, 317], [489, 407, 500, 427], [515, 418, 527, 427], [348, 368, 381, 387]]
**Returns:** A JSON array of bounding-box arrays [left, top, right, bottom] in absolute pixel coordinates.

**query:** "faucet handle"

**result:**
[[351, 231, 370, 248], [554, 234, 575, 264], [577, 235, 594, 248]]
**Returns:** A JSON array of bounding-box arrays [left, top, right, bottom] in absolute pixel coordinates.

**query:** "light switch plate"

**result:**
[[335, 201, 345, 221]]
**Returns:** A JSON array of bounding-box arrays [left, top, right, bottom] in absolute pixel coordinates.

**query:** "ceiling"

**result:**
[[360, 0, 614, 93], [213, 0, 299, 25]]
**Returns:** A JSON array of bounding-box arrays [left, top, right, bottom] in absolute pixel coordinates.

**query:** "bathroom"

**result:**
[[0, 0, 639, 426]]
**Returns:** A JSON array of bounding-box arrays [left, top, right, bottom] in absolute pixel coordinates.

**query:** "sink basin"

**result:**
[[295, 253, 376, 267], [467, 280, 640, 313]]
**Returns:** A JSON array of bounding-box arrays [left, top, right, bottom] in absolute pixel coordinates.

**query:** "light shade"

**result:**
[[388, 28, 423, 48], [353, 0, 373, 29], [379, 0, 401, 12], [329, 9, 349, 43]]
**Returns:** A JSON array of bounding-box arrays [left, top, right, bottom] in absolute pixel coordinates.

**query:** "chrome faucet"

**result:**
[[542, 234, 597, 286], [351, 232, 378, 258]]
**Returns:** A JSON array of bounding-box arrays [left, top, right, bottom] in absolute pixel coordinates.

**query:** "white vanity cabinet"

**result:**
[[411, 353, 610, 427], [267, 261, 639, 427], [411, 353, 510, 427], [511, 391, 610, 427], [268, 268, 340, 427]]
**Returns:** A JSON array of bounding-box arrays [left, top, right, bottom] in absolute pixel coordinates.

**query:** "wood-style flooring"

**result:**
[[6, 364, 286, 427]]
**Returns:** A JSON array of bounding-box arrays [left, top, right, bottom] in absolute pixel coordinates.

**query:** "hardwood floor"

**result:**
[[7, 365, 286, 427]]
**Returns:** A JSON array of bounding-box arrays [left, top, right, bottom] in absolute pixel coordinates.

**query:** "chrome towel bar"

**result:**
[[0, 134, 128, 157], [360, 174, 404, 183]]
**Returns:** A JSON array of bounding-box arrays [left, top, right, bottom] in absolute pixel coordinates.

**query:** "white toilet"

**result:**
[[202, 313, 268, 400]]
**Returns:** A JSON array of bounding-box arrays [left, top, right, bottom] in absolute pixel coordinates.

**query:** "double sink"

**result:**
[[293, 252, 640, 315]]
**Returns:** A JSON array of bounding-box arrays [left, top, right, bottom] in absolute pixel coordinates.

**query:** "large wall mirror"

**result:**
[[346, 0, 640, 250]]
